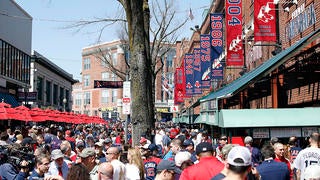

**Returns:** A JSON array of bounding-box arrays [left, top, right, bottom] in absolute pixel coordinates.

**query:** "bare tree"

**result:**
[[66, 0, 188, 145]]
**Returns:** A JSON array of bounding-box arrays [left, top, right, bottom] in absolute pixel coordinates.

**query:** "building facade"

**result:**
[[72, 40, 128, 120], [73, 40, 177, 122], [175, 0, 320, 141], [0, 0, 32, 107], [30, 51, 78, 110]]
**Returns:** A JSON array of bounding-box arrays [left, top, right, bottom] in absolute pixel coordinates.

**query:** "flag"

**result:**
[[226, 0, 244, 66], [210, 13, 224, 79], [184, 54, 194, 96], [200, 34, 211, 89], [254, 0, 276, 42], [189, 8, 194, 20], [174, 68, 185, 104], [193, 48, 202, 94]]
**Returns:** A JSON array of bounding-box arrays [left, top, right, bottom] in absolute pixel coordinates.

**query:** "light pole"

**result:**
[[63, 98, 67, 112]]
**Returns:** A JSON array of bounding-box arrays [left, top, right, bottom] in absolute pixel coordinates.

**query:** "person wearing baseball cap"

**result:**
[[183, 139, 198, 163], [155, 160, 180, 180], [141, 143, 161, 180], [221, 146, 252, 180], [180, 142, 224, 180], [46, 149, 69, 179], [79, 148, 99, 180]]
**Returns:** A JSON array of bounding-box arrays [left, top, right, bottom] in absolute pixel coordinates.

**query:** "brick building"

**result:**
[[176, 0, 320, 141], [72, 40, 177, 122]]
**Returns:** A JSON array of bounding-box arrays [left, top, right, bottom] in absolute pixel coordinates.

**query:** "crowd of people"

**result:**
[[0, 122, 319, 180]]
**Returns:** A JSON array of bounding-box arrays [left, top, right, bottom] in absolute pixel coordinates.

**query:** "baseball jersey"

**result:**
[[293, 147, 320, 180]]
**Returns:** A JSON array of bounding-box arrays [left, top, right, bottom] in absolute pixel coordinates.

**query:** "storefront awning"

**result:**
[[193, 115, 204, 124], [0, 93, 19, 107], [218, 108, 320, 128], [200, 28, 320, 102]]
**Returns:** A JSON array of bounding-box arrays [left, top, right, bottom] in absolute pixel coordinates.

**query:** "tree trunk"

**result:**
[[120, 0, 154, 146]]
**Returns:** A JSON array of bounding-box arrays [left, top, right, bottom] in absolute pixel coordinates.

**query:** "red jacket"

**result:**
[[180, 156, 224, 180]]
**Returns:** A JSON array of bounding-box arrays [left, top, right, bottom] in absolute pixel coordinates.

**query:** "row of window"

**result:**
[[36, 76, 70, 106], [74, 89, 119, 106], [0, 39, 30, 83], [83, 53, 118, 71]]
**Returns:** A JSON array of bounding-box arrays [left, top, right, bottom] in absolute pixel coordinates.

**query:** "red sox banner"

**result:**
[[200, 34, 211, 89], [193, 48, 202, 94], [254, 0, 277, 42], [184, 54, 194, 96], [210, 13, 224, 79], [226, 0, 244, 66], [174, 67, 185, 104]]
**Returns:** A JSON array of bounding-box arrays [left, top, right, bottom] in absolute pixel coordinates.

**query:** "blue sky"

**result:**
[[15, 0, 211, 80]]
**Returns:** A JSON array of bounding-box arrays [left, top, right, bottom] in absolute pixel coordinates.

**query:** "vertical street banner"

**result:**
[[200, 34, 211, 89], [193, 48, 202, 94], [254, 0, 276, 42], [174, 68, 185, 104], [210, 13, 224, 80], [226, 0, 244, 66], [184, 53, 194, 96]]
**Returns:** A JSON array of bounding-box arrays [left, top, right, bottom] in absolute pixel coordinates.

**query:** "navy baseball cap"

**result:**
[[183, 139, 194, 147]]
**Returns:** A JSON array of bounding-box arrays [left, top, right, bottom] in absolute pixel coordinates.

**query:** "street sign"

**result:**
[[122, 81, 131, 114], [122, 97, 131, 115]]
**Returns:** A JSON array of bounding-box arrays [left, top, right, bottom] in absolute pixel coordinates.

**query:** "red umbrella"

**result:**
[[29, 108, 48, 122], [0, 102, 21, 120], [14, 105, 32, 122], [45, 109, 64, 122]]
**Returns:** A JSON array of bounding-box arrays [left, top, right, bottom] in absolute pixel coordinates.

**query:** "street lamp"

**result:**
[[63, 98, 67, 112]]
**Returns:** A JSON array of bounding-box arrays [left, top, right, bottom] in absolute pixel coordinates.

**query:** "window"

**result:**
[[166, 50, 175, 68], [37, 77, 43, 101], [167, 73, 173, 85], [75, 93, 82, 106], [102, 72, 110, 80], [83, 58, 90, 70], [111, 73, 117, 81], [112, 89, 117, 102], [100, 57, 106, 67], [101, 90, 109, 103], [59, 87, 64, 106], [83, 75, 90, 87], [46, 80, 51, 103], [53, 84, 58, 105], [84, 92, 90, 105], [112, 53, 117, 65]]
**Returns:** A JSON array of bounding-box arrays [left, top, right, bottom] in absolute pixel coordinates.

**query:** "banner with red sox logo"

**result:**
[[184, 54, 194, 96], [193, 48, 202, 94], [226, 0, 244, 66], [254, 0, 277, 42], [174, 67, 185, 104], [200, 34, 212, 89]]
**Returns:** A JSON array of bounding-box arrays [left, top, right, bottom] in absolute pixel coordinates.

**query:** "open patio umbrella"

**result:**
[[14, 105, 32, 122], [0, 102, 21, 120], [29, 108, 48, 122]]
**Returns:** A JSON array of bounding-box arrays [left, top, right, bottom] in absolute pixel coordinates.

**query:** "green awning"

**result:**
[[201, 28, 320, 102], [218, 108, 320, 128], [194, 115, 205, 124], [172, 117, 179, 123]]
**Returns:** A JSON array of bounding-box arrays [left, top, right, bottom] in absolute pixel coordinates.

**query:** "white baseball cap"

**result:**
[[227, 146, 251, 166]]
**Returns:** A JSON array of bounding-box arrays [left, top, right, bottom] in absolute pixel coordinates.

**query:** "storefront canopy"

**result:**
[[0, 93, 19, 107], [200, 28, 320, 102], [218, 108, 320, 128]]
